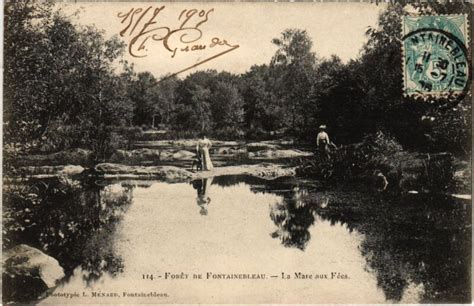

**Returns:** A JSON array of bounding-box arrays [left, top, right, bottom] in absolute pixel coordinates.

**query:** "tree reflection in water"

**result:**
[[212, 175, 318, 250], [3, 177, 133, 285], [4, 174, 469, 303], [313, 191, 471, 303], [213, 175, 471, 303], [269, 186, 316, 250]]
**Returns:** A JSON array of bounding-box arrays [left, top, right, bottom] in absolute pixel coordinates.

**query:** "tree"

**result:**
[[241, 65, 282, 132], [171, 70, 245, 136], [270, 29, 317, 133], [209, 81, 244, 132], [172, 71, 215, 133], [4, 1, 56, 153], [128, 72, 157, 127], [4, 1, 130, 159], [151, 76, 181, 127], [308, 56, 369, 144]]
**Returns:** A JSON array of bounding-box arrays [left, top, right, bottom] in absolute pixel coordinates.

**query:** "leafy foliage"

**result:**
[[4, 2, 471, 158], [4, 1, 131, 161]]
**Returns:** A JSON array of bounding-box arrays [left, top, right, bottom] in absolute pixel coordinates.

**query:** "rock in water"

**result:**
[[244, 142, 280, 152], [59, 165, 85, 176], [172, 150, 195, 160], [3, 244, 65, 288], [252, 149, 312, 158], [94, 163, 194, 181]]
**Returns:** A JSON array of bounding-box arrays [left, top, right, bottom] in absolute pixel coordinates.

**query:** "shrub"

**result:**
[[297, 131, 404, 180], [329, 131, 403, 178], [111, 126, 143, 149], [358, 131, 403, 161], [39, 122, 91, 153]]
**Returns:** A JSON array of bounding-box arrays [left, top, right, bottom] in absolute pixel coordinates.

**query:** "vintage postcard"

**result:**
[[2, 1, 472, 304]]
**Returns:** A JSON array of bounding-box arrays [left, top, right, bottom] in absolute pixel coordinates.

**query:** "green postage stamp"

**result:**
[[402, 15, 470, 97]]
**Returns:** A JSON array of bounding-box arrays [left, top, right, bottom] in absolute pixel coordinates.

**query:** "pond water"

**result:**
[[3, 175, 471, 304]]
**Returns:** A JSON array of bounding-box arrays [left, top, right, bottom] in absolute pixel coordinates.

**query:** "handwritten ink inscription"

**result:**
[[117, 6, 239, 66]]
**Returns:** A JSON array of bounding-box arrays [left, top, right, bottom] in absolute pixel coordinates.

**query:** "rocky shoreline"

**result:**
[[96, 163, 296, 181], [10, 140, 307, 181], [12, 140, 311, 166], [14, 162, 296, 182], [7, 139, 471, 194]]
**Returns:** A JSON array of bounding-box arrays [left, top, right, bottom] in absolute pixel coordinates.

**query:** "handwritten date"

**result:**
[[117, 7, 238, 58]]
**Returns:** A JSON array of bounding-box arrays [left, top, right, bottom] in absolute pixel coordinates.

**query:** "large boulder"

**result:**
[[248, 163, 296, 178], [60, 165, 84, 175], [3, 244, 65, 288], [3, 245, 65, 303], [172, 150, 195, 160]]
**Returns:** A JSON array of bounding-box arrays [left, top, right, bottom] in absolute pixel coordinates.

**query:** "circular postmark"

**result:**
[[402, 28, 470, 100]]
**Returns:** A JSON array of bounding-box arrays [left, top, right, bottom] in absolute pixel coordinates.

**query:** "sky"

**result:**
[[59, 2, 386, 79]]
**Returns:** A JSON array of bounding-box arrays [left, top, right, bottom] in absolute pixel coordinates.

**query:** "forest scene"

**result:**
[[4, 2, 471, 160], [2, 1, 472, 305]]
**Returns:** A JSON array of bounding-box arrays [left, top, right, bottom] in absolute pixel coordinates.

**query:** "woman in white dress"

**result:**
[[197, 135, 214, 171]]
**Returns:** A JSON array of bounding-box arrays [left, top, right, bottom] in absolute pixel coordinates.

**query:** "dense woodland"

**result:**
[[4, 1, 472, 162]]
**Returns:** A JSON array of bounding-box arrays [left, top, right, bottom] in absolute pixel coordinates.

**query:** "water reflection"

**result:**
[[313, 191, 471, 303], [200, 175, 471, 302], [192, 178, 213, 216], [3, 177, 133, 303], [41, 179, 387, 304], [270, 186, 315, 250], [3, 175, 471, 304]]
